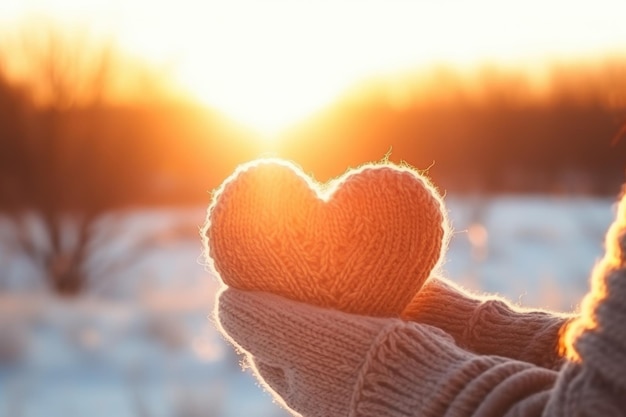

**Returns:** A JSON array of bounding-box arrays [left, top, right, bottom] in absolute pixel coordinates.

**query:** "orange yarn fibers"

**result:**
[[204, 158, 448, 317]]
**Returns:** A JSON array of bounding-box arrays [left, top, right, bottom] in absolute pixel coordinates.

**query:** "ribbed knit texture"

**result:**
[[543, 187, 626, 416], [204, 158, 447, 316], [217, 289, 394, 416], [565, 186, 626, 377], [217, 288, 561, 417]]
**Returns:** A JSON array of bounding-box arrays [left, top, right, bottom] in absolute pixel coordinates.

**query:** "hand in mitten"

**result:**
[[217, 288, 559, 417]]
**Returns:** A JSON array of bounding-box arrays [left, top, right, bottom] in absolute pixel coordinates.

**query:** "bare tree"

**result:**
[[0, 22, 161, 296]]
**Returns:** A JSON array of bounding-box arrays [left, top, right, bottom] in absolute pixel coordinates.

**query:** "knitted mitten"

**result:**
[[204, 158, 447, 316], [217, 288, 559, 417]]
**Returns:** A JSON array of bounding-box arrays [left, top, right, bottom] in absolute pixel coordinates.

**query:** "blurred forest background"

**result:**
[[1, 23, 625, 296]]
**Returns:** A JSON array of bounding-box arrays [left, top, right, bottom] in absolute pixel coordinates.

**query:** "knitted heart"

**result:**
[[204, 158, 447, 317]]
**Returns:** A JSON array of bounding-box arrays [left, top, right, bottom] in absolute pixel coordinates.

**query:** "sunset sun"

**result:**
[[2, 0, 626, 138]]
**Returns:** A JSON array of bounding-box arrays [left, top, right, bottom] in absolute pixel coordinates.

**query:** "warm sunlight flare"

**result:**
[[2, 0, 626, 136]]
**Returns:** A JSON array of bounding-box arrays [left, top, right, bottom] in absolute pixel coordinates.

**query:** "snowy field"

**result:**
[[0, 194, 618, 417]]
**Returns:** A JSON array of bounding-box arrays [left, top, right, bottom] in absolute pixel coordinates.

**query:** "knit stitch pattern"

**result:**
[[562, 185, 626, 386], [204, 158, 448, 316], [216, 287, 562, 417]]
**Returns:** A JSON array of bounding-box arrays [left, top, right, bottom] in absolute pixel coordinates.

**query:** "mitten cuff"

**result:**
[[351, 320, 557, 417], [350, 321, 472, 416]]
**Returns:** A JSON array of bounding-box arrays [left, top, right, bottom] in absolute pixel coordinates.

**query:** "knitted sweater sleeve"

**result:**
[[544, 190, 626, 416], [402, 279, 573, 370]]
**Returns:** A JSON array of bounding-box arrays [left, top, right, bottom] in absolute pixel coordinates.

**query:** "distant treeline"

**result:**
[[277, 62, 626, 195], [2, 57, 626, 215]]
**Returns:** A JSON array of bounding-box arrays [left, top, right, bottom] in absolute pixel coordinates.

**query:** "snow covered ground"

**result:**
[[0, 194, 618, 417]]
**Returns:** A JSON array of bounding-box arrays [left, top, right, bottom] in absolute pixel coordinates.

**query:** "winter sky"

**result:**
[[2, 0, 626, 134]]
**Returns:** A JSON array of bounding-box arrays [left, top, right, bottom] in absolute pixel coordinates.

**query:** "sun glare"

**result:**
[[3, 0, 626, 137]]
